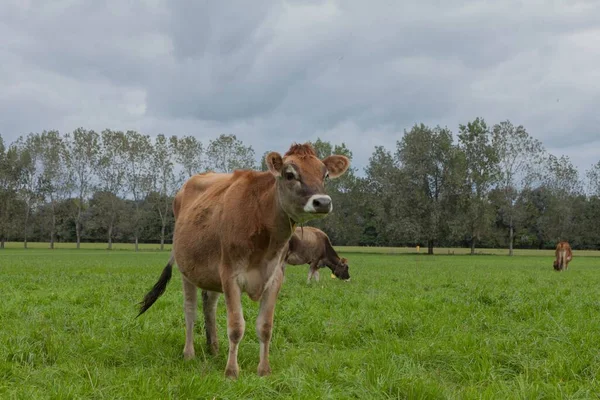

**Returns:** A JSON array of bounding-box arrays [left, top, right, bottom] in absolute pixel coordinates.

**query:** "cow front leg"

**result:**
[[280, 262, 287, 284], [256, 268, 283, 376], [222, 278, 245, 379], [307, 261, 320, 283], [308, 261, 319, 282], [202, 290, 220, 355], [182, 278, 197, 360]]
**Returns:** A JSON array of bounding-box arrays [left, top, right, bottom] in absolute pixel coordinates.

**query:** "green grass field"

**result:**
[[5, 241, 600, 257], [1, 247, 600, 399]]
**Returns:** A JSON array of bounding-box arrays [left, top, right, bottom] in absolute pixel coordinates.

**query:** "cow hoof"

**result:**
[[225, 366, 239, 379], [257, 364, 271, 377], [208, 343, 219, 356], [183, 350, 195, 360]]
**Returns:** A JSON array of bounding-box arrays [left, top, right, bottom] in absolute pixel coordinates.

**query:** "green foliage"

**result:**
[[1, 121, 599, 250], [67, 128, 100, 247], [171, 135, 203, 180], [587, 161, 600, 198], [396, 124, 462, 253], [206, 134, 256, 172], [0, 136, 26, 245], [491, 121, 545, 254], [457, 118, 500, 253]]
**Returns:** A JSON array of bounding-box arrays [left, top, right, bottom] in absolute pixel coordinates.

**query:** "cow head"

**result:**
[[553, 260, 560, 271], [331, 257, 350, 281], [265, 143, 350, 224]]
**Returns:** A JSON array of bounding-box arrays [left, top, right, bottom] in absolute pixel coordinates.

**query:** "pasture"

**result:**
[[1, 246, 600, 399]]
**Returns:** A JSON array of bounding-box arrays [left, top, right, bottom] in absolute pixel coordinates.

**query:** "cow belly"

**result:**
[[174, 237, 224, 292], [177, 263, 223, 292], [240, 258, 283, 301], [286, 253, 309, 265]]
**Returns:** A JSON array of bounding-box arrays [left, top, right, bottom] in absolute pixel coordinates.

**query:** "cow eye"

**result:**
[[285, 172, 296, 181]]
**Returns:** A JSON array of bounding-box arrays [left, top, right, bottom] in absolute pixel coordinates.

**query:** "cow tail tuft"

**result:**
[[136, 253, 175, 318]]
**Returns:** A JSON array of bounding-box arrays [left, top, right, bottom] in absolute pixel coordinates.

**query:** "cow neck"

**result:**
[[324, 238, 339, 264], [265, 182, 296, 244]]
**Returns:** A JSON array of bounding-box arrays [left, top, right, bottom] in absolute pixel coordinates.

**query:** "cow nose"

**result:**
[[312, 196, 331, 213], [304, 195, 332, 213]]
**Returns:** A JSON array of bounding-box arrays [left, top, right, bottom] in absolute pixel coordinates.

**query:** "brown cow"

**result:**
[[284, 226, 350, 283], [553, 241, 573, 271], [136, 143, 349, 379]]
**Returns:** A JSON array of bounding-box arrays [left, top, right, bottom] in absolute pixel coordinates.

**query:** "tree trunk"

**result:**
[[108, 202, 116, 250], [108, 222, 113, 250], [508, 225, 514, 256], [76, 199, 83, 249], [427, 239, 434, 255], [23, 206, 30, 249], [1, 201, 8, 249], [134, 204, 139, 252], [470, 237, 475, 255], [50, 207, 56, 250], [76, 219, 81, 249], [160, 221, 166, 251]]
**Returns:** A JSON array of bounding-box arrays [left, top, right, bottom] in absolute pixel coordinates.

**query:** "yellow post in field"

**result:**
[[416, 245, 420, 269]]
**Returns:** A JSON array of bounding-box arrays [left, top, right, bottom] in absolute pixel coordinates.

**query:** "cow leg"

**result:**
[[223, 278, 245, 379], [182, 277, 197, 360], [307, 261, 319, 283], [313, 261, 320, 282], [202, 290, 220, 355], [256, 267, 283, 376]]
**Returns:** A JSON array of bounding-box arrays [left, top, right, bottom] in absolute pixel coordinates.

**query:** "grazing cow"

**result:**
[[136, 143, 349, 379], [284, 226, 350, 283], [553, 241, 573, 271]]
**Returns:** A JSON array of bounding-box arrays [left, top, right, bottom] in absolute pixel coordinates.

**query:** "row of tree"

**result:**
[[1, 119, 599, 254]]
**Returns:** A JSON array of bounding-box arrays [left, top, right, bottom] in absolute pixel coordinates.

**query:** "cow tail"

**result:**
[[136, 252, 175, 317]]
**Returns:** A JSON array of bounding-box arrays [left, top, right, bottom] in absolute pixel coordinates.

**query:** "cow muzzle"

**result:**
[[303, 195, 332, 214]]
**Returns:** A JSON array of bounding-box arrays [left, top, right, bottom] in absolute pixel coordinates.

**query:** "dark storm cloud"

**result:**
[[1, 0, 599, 174]]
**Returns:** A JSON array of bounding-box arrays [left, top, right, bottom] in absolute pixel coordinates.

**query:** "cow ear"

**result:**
[[266, 152, 284, 177], [341, 257, 348, 263], [322, 155, 350, 179]]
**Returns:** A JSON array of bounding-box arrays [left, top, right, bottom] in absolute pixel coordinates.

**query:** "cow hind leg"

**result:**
[[182, 278, 197, 360], [256, 268, 283, 376], [307, 261, 319, 283], [560, 250, 567, 271], [222, 277, 245, 379], [202, 290, 220, 355]]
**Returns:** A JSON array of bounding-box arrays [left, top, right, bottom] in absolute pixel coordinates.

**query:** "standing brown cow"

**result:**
[[553, 241, 573, 271], [136, 143, 349, 378], [284, 226, 350, 283]]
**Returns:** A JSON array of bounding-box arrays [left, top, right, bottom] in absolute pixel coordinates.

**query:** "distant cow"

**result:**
[[553, 241, 573, 271], [284, 226, 350, 283], [136, 143, 350, 379]]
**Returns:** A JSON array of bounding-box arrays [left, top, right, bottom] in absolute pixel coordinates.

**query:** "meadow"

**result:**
[[1, 245, 600, 399]]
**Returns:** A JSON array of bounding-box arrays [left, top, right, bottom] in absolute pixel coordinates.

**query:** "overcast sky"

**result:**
[[2, 0, 599, 176]]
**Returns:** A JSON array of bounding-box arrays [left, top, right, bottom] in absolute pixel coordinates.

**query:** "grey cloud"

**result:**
[[0, 0, 599, 176]]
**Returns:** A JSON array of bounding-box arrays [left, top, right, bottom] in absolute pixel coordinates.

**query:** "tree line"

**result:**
[[1, 118, 599, 254]]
